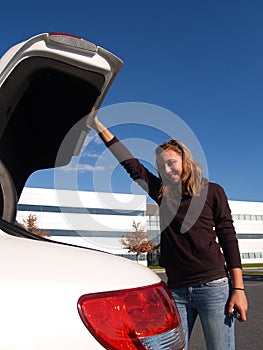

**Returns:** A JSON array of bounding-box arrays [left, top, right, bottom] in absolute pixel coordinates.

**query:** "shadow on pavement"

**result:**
[[242, 274, 263, 282]]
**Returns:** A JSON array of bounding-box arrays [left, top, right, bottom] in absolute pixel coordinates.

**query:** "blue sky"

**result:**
[[1, 0, 262, 203]]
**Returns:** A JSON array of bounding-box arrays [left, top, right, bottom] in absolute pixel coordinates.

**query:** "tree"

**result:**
[[120, 221, 155, 262], [23, 214, 50, 239]]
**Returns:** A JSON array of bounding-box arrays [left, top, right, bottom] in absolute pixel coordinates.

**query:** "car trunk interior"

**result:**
[[0, 56, 105, 198]]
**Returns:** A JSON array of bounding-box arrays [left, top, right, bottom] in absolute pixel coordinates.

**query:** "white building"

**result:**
[[229, 200, 263, 263], [17, 187, 263, 264], [17, 187, 147, 261]]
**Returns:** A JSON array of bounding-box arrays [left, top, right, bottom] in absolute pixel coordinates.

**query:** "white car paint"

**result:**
[[0, 231, 160, 349]]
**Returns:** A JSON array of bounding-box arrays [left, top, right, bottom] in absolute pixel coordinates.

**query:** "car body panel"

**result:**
[[0, 231, 160, 349]]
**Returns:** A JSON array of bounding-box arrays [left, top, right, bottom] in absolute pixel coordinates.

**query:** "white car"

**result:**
[[0, 33, 185, 349]]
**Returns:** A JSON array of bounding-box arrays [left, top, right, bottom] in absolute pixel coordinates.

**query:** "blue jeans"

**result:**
[[170, 277, 235, 350]]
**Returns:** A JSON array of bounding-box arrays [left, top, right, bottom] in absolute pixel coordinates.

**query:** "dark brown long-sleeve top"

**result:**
[[106, 137, 242, 288]]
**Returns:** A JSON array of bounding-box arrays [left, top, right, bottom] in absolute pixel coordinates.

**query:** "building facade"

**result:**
[[17, 187, 147, 261], [17, 187, 263, 264]]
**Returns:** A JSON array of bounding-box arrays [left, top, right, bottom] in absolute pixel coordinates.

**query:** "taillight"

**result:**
[[78, 281, 185, 350], [49, 32, 82, 39]]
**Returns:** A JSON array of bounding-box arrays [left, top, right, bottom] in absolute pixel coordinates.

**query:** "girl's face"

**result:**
[[157, 148, 183, 184]]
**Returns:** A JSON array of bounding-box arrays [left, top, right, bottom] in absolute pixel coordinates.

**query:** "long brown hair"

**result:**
[[155, 139, 204, 198]]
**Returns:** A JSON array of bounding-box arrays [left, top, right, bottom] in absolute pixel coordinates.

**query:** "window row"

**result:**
[[49, 229, 129, 238], [232, 214, 263, 221], [241, 252, 263, 259], [18, 204, 145, 216], [149, 213, 263, 222], [236, 234, 263, 239]]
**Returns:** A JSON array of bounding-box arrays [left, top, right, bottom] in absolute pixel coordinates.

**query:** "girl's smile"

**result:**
[[157, 148, 183, 184]]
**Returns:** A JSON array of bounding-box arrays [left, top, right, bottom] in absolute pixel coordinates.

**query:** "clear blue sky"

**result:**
[[1, 0, 262, 203]]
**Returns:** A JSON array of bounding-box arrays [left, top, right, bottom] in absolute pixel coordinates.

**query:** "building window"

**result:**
[[18, 204, 145, 216], [232, 214, 263, 221], [241, 252, 263, 259]]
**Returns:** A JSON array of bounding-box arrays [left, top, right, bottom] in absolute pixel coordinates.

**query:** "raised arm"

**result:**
[[90, 116, 114, 143], [87, 114, 161, 201]]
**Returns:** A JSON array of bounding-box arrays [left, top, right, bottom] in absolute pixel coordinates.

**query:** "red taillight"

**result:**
[[78, 281, 184, 350], [49, 32, 81, 39]]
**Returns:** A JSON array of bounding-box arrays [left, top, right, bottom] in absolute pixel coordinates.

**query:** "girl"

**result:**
[[90, 116, 248, 350]]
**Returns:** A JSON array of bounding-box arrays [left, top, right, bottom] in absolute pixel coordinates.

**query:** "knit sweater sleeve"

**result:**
[[105, 136, 161, 201], [212, 183, 242, 270]]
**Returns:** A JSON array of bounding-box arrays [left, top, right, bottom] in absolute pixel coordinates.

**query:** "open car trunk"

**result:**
[[0, 33, 123, 220], [0, 56, 105, 195]]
